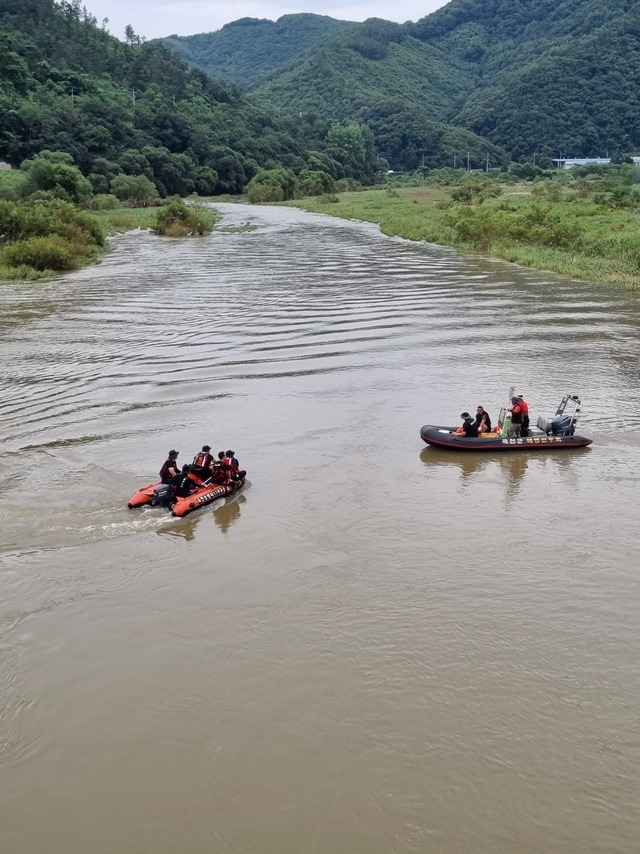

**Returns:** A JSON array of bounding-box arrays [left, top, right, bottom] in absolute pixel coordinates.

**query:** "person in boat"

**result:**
[[451, 412, 479, 438], [172, 464, 199, 498], [210, 452, 230, 485], [225, 450, 246, 481], [516, 395, 530, 436], [159, 450, 180, 484], [507, 396, 524, 437], [192, 445, 214, 480], [475, 406, 492, 434]]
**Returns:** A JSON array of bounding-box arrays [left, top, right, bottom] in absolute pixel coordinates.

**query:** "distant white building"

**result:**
[[0, 161, 12, 170], [552, 157, 610, 169]]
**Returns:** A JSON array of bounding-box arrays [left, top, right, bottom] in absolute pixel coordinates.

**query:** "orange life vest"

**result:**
[[193, 451, 211, 469]]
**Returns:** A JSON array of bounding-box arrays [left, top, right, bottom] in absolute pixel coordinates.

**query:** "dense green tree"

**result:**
[[118, 149, 154, 178], [324, 122, 384, 181], [20, 150, 92, 202], [306, 151, 341, 178], [206, 146, 248, 193], [109, 174, 159, 205], [296, 169, 335, 196], [194, 165, 219, 195], [245, 167, 297, 202], [140, 145, 196, 196]]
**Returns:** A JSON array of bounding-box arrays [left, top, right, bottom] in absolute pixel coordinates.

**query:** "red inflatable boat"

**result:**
[[128, 474, 245, 517]]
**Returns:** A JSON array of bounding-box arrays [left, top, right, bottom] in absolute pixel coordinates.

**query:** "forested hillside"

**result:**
[[155, 15, 509, 171], [410, 0, 640, 158], [166, 0, 640, 165], [257, 21, 467, 122], [158, 14, 354, 88], [253, 20, 507, 170], [0, 0, 388, 194]]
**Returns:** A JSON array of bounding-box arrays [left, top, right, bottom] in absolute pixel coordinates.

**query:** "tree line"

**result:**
[[0, 0, 388, 197]]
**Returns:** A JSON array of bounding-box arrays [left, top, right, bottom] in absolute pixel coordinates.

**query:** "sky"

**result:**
[[85, 0, 450, 41]]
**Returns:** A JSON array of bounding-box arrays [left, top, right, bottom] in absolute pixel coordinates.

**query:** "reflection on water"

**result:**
[[157, 517, 196, 542], [213, 493, 246, 534], [156, 489, 248, 541], [501, 454, 529, 503], [419, 445, 593, 509], [420, 446, 490, 480], [420, 446, 529, 504]]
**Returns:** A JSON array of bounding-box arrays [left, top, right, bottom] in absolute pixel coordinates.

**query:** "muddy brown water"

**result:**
[[1, 204, 639, 853]]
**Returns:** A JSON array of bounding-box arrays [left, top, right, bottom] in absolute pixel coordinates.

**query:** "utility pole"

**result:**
[[486, 153, 489, 172], [453, 152, 457, 168], [467, 151, 470, 172]]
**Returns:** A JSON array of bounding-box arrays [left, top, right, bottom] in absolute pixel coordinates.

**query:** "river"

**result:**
[[1, 203, 639, 853]]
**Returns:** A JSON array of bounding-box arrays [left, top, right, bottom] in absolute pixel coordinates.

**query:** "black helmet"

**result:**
[[202, 445, 211, 451], [169, 450, 178, 457]]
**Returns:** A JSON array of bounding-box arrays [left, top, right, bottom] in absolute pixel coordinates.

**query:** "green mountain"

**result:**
[[158, 14, 354, 88], [253, 19, 508, 170], [159, 16, 506, 171], [256, 21, 468, 122], [409, 0, 640, 158], [165, 1, 640, 164], [0, 0, 388, 194]]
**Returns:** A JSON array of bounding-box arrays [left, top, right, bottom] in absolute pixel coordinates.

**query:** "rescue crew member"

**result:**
[[225, 450, 246, 481], [192, 445, 214, 479], [210, 452, 229, 484], [159, 450, 179, 484], [475, 406, 492, 434], [172, 464, 198, 497], [508, 396, 524, 437], [517, 395, 530, 436], [451, 412, 479, 438]]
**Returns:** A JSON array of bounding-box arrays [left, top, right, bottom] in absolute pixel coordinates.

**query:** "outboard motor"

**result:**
[[150, 483, 173, 506], [550, 414, 573, 436]]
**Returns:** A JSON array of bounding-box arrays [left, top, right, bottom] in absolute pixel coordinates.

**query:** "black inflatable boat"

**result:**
[[420, 394, 593, 453]]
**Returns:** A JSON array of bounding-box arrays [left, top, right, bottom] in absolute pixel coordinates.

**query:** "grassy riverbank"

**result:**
[[93, 198, 218, 236], [92, 207, 160, 236], [287, 181, 640, 289], [1, 200, 217, 281]]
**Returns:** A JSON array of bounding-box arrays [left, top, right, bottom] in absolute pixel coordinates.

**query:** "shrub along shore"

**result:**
[[0, 151, 219, 280], [286, 171, 640, 290], [0, 197, 216, 281]]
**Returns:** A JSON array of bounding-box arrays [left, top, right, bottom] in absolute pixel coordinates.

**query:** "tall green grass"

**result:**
[[288, 184, 640, 289]]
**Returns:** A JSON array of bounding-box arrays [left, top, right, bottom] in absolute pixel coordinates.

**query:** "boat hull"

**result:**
[[128, 482, 161, 508], [170, 479, 244, 517], [128, 478, 245, 515], [420, 425, 593, 452]]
